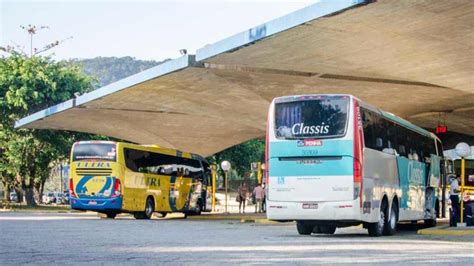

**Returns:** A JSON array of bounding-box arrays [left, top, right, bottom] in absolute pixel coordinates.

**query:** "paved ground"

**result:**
[[1, 212, 473, 265]]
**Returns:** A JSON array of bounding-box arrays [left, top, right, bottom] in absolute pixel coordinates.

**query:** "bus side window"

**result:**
[[361, 108, 375, 149]]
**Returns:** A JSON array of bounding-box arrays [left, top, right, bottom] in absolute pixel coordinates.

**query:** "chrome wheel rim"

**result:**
[[146, 201, 153, 216], [379, 210, 385, 230], [390, 209, 396, 229]]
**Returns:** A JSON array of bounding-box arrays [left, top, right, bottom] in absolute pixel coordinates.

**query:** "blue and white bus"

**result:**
[[265, 94, 443, 236]]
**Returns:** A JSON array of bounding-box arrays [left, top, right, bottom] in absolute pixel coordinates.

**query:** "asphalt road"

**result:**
[[1, 212, 473, 265]]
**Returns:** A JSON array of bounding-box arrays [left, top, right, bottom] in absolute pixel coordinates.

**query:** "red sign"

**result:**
[[435, 125, 447, 134]]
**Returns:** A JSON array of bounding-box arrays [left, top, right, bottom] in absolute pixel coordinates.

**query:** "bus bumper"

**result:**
[[266, 199, 361, 221], [70, 197, 122, 211]]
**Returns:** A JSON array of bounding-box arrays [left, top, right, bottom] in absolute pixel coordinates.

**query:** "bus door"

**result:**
[[203, 167, 213, 212]]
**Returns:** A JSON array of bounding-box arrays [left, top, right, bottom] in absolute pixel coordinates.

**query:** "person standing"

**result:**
[[253, 184, 265, 213], [450, 175, 461, 225], [237, 182, 248, 214]]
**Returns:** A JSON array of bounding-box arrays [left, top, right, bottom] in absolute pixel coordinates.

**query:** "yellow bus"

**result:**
[[68, 141, 213, 219]]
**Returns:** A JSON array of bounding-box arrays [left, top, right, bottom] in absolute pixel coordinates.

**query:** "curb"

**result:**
[[417, 225, 474, 236]]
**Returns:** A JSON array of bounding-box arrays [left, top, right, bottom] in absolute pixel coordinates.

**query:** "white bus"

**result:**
[[265, 94, 443, 236]]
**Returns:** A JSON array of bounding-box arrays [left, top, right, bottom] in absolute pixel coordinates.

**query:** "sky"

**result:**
[[1, 0, 316, 61]]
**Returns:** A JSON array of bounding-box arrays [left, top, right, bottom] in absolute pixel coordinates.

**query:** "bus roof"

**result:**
[[75, 141, 208, 163], [273, 94, 352, 103]]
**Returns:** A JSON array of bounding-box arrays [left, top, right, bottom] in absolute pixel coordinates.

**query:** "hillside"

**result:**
[[69, 56, 169, 88]]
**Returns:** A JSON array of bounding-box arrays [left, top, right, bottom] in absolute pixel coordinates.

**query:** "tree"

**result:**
[[0, 54, 94, 206], [207, 139, 265, 179]]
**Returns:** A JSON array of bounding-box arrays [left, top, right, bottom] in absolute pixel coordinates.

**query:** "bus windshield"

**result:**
[[274, 96, 350, 139], [72, 143, 117, 162]]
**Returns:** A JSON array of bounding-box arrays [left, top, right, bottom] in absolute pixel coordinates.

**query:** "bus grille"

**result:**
[[76, 168, 112, 176]]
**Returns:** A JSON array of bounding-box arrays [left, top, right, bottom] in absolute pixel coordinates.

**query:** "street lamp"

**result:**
[[455, 142, 471, 226], [221, 161, 231, 213]]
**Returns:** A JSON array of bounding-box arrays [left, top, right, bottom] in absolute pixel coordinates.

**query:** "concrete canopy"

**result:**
[[16, 0, 474, 156]]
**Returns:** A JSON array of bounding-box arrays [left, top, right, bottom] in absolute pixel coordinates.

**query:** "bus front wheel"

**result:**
[[424, 219, 436, 227], [106, 212, 117, 219]]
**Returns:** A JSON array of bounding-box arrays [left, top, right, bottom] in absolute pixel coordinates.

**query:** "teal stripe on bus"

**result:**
[[269, 156, 353, 176], [269, 139, 354, 176], [269, 139, 353, 158]]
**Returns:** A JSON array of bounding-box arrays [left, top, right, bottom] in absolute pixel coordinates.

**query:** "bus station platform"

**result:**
[[187, 212, 277, 224], [417, 224, 474, 237]]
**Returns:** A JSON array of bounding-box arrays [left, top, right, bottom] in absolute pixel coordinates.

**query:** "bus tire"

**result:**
[[296, 221, 313, 235], [368, 201, 387, 237], [106, 212, 117, 219], [320, 225, 336, 234], [134, 197, 154, 220], [312, 225, 322, 234], [424, 218, 436, 227], [384, 203, 397, 236], [144, 197, 154, 219]]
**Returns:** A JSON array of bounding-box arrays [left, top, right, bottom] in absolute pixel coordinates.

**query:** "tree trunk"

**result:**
[[14, 188, 23, 203], [24, 186, 36, 207], [33, 182, 43, 204], [2, 181, 11, 202]]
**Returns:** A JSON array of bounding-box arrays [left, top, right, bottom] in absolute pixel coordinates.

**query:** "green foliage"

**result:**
[[208, 138, 265, 178], [0, 54, 95, 205], [0, 54, 93, 126]]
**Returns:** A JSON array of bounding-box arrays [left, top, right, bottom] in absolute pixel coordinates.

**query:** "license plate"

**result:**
[[89, 200, 97, 205], [302, 203, 318, 209]]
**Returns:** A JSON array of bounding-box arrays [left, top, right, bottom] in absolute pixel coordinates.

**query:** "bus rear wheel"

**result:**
[[194, 200, 203, 215], [368, 202, 387, 237], [134, 197, 154, 220], [296, 221, 313, 235], [312, 225, 322, 234], [384, 203, 397, 236], [320, 225, 336, 234]]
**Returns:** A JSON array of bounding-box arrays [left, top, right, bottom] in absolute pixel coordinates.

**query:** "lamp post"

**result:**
[[221, 161, 231, 213], [211, 165, 217, 212], [455, 142, 471, 226]]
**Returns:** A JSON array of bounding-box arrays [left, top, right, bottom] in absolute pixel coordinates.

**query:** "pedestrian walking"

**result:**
[[253, 184, 265, 213], [237, 182, 248, 214], [450, 175, 461, 226]]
